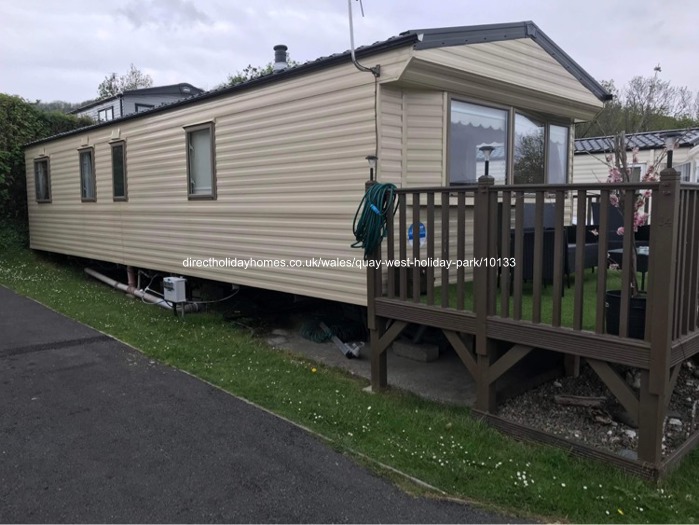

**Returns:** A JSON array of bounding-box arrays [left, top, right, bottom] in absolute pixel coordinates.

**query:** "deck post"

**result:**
[[638, 167, 680, 464], [365, 180, 387, 391], [474, 175, 497, 412]]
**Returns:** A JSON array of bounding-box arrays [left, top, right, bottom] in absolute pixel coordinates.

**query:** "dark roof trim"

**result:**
[[69, 83, 204, 114], [406, 21, 612, 103], [69, 94, 120, 114], [122, 82, 204, 97], [574, 128, 699, 154]]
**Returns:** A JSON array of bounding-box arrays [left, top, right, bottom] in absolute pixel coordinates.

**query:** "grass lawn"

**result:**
[[435, 270, 628, 331], [1, 225, 697, 524]]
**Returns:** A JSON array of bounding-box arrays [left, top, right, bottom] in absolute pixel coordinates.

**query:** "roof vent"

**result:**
[[273, 44, 288, 72]]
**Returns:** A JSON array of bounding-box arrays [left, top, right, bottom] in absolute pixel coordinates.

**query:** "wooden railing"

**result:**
[[672, 185, 699, 342], [378, 181, 665, 342], [367, 168, 699, 469]]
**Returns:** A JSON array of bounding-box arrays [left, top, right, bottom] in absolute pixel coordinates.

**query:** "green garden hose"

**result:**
[[351, 183, 398, 259]]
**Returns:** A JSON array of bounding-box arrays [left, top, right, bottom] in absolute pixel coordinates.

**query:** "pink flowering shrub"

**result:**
[[605, 147, 659, 234], [603, 139, 666, 296]]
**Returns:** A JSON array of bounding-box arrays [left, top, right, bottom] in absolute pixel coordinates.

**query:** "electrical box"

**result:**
[[163, 277, 187, 303]]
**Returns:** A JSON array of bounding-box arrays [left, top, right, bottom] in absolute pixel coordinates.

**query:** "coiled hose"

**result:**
[[351, 183, 398, 259]]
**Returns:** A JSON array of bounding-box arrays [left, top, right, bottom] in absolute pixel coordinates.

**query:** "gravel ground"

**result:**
[[498, 360, 699, 460]]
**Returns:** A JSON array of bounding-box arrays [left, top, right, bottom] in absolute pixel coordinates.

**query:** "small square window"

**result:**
[[111, 141, 127, 201], [135, 103, 154, 113], [79, 148, 96, 201], [97, 107, 114, 122], [34, 158, 51, 203], [185, 122, 216, 199]]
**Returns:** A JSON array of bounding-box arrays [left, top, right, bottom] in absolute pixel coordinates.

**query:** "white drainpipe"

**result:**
[[85, 268, 199, 313]]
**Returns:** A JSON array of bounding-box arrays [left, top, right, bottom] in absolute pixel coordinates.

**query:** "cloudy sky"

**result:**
[[1, 0, 697, 103]]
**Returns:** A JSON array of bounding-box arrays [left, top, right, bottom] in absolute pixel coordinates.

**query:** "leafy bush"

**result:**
[[0, 93, 91, 227]]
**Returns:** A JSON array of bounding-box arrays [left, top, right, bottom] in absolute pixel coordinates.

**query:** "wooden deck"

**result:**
[[367, 169, 699, 477]]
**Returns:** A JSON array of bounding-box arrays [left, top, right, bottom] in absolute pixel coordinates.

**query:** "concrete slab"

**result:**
[[272, 331, 477, 407]]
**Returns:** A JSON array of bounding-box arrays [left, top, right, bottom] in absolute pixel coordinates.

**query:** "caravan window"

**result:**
[[97, 107, 114, 122], [448, 98, 572, 185], [111, 141, 127, 201], [448, 101, 508, 184], [675, 162, 692, 183], [185, 122, 216, 199], [34, 158, 51, 203], [547, 124, 569, 185], [514, 114, 545, 184], [79, 148, 96, 202]]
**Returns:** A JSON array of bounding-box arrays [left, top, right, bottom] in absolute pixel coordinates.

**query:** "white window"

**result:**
[[547, 124, 569, 185], [79, 148, 96, 201], [514, 114, 545, 184], [675, 161, 692, 182], [630, 163, 647, 182], [448, 99, 572, 185], [34, 158, 51, 202], [449, 101, 508, 184], [186, 123, 216, 199]]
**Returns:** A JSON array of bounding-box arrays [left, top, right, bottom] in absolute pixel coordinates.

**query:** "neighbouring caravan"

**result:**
[[573, 128, 699, 184], [24, 21, 609, 306]]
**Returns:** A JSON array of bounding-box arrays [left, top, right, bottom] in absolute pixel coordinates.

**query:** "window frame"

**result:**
[[34, 157, 51, 203], [546, 122, 570, 186], [629, 162, 647, 183], [111, 140, 128, 201], [97, 106, 114, 122], [184, 121, 216, 200], [79, 147, 96, 202], [446, 94, 511, 186], [447, 95, 572, 186], [135, 103, 154, 113], [513, 111, 547, 185]]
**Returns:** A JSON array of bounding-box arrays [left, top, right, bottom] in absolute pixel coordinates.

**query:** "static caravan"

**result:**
[[24, 21, 609, 306], [573, 128, 699, 184], [70, 83, 205, 122]]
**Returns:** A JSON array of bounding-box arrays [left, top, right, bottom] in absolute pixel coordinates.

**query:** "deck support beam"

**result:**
[[638, 370, 667, 465], [370, 319, 388, 391], [586, 358, 639, 426], [488, 344, 532, 383], [442, 330, 477, 379]]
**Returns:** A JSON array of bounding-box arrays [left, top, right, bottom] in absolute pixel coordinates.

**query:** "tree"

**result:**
[[576, 70, 699, 138], [31, 100, 86, 114], [219, 53, 300, 88], [98, 64, 153, 98], [513, 131, 545, 184]]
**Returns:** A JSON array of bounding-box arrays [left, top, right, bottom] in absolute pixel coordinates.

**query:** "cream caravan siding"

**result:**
[[397, 40, 603, 121], [25, 48, 411, 307], [404, 91, 445, 187], [378, 86, 404, 187], [414, 39, 601, 109], [378, 88, 446, 188]]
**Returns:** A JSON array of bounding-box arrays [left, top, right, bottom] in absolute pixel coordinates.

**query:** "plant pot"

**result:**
[[605, 290, 647, 339]]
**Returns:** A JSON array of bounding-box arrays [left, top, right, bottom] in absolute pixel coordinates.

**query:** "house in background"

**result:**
[[573, 128, 699, 184], [24, 21, 609, 306], [70, 83, 204, 122]]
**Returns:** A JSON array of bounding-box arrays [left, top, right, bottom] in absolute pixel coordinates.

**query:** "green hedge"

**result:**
[[0, 93, 92, 228]]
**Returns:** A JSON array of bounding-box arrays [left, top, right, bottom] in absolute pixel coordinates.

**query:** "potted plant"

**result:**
[[604, 132, 666, 338]]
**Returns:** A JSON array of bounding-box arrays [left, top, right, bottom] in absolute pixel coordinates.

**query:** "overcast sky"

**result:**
[[1, 0, 697, 103]]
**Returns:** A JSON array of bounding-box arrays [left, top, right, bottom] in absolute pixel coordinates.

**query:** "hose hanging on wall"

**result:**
[[351, 183, 398, 259]]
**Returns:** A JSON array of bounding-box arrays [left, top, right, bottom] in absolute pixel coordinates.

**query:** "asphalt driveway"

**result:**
[[0, 286, 513, 523]]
